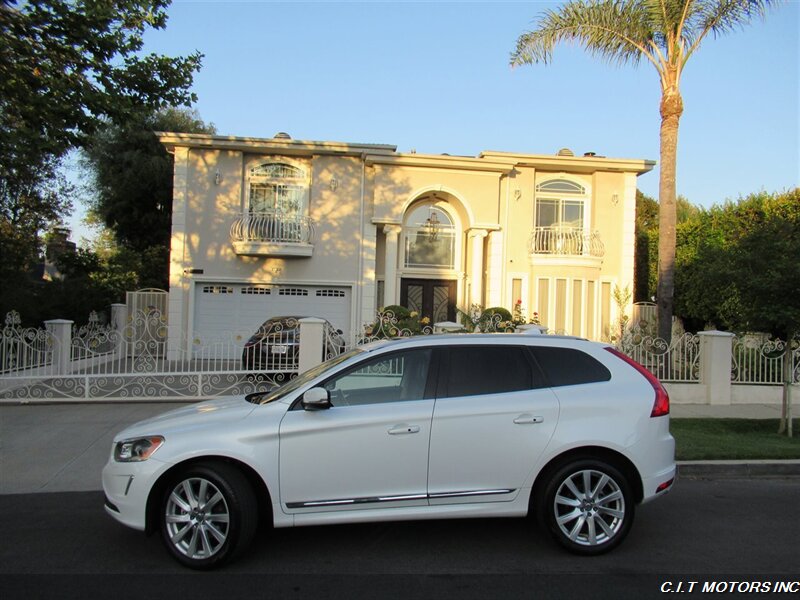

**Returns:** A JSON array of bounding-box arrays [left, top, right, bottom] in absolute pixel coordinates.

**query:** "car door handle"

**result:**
[[513, 415, 544, 425], [388, 424, 420, 435]]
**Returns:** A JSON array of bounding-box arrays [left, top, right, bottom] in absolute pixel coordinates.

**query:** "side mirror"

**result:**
[[301, 387, 331, 411]]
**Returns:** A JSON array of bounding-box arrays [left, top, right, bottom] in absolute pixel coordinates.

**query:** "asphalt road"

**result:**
[[1, 477, 798, 599]]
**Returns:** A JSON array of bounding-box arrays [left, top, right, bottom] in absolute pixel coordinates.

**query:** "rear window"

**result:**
[[530, 347, 611, 387]]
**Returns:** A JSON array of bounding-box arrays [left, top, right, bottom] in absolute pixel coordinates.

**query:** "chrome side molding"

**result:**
[[286, 489, 515, 510]]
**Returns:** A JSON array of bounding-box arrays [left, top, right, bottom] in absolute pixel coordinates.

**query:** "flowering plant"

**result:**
[[363, 305, 434, 339], [513, 300, 541, 326]]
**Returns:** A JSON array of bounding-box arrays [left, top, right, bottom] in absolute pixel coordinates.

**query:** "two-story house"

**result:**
[[158, 132, 653, 355]]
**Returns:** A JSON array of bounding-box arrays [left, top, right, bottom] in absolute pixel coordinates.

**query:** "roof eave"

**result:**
[[155, 132, 397, 156]]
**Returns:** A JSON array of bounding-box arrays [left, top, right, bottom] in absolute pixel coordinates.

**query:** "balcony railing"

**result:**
[[529, 227, 605, 258], [230, 211, 315, 257]]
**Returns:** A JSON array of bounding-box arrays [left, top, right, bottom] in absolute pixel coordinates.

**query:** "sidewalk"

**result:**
[[670, 403, 787, 419], [0, 402, 796, 495]]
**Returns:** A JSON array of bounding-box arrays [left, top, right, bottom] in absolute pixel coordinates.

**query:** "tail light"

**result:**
[[604, 347, 670, 417]]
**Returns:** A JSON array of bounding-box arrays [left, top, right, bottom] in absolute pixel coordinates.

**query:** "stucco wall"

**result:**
[[181, 149, 364, 284], [163, 136, 650, 346]]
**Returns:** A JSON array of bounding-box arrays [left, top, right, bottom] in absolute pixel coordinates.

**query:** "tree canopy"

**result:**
[[0, 0, 201, 178], [635, 190, 700, 303], [0, 0, 201, 281], [675, 188, 800, 339], [80, 107, 215, 290], [83, 107, 215, 252]]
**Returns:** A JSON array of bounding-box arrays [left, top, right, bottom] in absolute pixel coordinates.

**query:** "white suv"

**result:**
[[103, 334, 675, 569]]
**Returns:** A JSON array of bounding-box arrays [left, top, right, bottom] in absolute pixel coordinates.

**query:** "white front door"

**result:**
[[279, 348, 434, 512]]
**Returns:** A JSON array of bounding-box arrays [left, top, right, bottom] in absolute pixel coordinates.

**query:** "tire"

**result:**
[[538, 459, 634, 555], [160, 462, 258, 569]]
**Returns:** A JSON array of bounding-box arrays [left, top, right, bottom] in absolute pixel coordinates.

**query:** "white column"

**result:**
[[360, 222, 378, 333], [698, 331, 735, 405], [45, 319, 73, 375], [298, 317, 326, 373], [383, 224, 402, 307], [110, 303, 127, 357], [486, 230, 503, 307], [468, 229, 488, 307], [168, 146, 190, 360]]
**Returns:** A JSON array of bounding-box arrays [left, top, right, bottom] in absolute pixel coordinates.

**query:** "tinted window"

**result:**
[[442, 346, 537, 398], [531, 347, 611, 387], [322, 349, 432, 406]]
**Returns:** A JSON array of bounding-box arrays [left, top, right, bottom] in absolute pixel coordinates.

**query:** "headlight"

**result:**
[[114, 436, 164, 462]]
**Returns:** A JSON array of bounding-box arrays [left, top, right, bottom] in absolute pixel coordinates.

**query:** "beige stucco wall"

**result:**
[[176, 150, 371, 284], [164, 137, 651, 345], [372, 165, 502, 228]]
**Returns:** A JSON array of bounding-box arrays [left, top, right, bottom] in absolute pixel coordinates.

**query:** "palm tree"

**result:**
[[511, 0, 778, 342]]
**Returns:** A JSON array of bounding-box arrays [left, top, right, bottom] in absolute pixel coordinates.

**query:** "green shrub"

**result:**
[[481, 307, 512, 321], [382, 305, 411, 320]]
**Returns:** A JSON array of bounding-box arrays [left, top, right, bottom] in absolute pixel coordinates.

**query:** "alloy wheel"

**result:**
[[552, 468, 626, 547], [164, 477, 231, 560]]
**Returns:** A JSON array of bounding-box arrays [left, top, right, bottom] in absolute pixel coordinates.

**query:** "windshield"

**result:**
[[252, 348, 364, 404]]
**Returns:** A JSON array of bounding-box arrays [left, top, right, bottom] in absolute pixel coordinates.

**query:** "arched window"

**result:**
[[534, 178, 587, 231], [403, 204, 456, 269], [248, 162, 308, 216]]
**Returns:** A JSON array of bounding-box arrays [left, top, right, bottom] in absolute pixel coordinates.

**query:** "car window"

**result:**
[[441, 346, 538, 398], [530, 346, 611, 387], [254, 349, 362, 404], [322, 348, 432, 407]]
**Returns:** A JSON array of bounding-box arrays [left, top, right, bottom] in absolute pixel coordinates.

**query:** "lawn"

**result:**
[[670, 419, 800, 460]]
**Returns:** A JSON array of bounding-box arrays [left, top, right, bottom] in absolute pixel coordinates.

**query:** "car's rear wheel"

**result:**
[[160, 462, 257, 569], [539, 459, 634, 555]]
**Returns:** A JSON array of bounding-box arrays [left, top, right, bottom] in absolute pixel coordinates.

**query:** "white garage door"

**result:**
[[193, 283, 351, 357]]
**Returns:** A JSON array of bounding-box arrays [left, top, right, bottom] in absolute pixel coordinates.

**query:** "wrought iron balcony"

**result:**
[[529, 227, 605, 258], [230, 211, 315, 257]]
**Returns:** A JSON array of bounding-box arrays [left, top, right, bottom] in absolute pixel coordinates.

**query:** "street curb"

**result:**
[[678, 460, 800, 478]]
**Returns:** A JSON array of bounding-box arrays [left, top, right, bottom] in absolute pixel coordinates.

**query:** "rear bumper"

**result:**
[[641, 464, 677, 503], [632, 416, 676, 503]]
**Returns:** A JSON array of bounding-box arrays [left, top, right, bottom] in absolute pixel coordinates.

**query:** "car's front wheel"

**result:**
[[539, 459, 634, 555], [160, 462, 258, 569]]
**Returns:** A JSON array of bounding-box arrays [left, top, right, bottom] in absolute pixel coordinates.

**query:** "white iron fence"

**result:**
[[617, 326, 800, 386], [732, 335, 800, 385], [0, 309, 302, 401], [3, 304, 798, 402], [617, 325, 702, 382], [1, 311, 54, 376]]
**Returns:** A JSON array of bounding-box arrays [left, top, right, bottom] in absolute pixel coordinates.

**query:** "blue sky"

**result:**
[[70, 0, 799, 241]]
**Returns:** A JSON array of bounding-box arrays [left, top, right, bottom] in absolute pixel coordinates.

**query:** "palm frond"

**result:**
[[511, 0, 659, 69], [684, 0, 780, 61], [697, 0, 775, 35]]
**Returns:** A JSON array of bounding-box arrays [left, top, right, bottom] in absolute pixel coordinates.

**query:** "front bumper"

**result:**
[[102, 457, 169, 531]]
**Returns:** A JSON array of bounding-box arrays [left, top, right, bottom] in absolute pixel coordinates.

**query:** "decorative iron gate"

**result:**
[[0, 308, 299, 401]]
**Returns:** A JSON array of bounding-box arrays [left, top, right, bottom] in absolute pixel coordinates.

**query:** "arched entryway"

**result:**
[[398, 194, 461, 323]]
